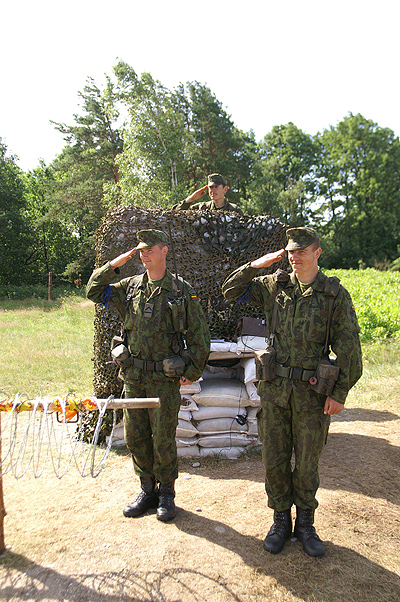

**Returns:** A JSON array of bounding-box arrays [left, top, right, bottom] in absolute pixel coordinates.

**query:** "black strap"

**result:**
[[131, 358, 164, 372], [275, 364, 315, 381]]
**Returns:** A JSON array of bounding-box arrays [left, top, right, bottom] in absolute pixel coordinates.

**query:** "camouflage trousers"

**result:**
[[123, 375, 181, 484], [257, 391, 331, 511]]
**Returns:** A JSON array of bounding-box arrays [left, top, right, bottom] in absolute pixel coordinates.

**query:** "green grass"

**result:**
[[0, 295, 95, 398], [326, 268, 400, 342]]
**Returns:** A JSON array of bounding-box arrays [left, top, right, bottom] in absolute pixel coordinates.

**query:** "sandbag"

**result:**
[[176, 419, 199, 438], [196, 417, 249, 433], [192, 378, 249, 407], [197, 433, 251, 448], [191, 405, 247, 421]]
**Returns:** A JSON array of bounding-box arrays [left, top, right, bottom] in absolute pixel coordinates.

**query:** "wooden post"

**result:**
[[0, 414, 6, 555], [48, 271, 53, 301]]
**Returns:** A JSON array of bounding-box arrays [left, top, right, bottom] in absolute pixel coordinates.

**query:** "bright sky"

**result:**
[[2, 0, 399, 172]]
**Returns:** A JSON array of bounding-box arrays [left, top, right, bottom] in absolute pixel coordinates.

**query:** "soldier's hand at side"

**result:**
[[180, 376, 193, 386], [185, 185, 208, 204], [110, 248, 137, 269], [324, 396, 344, 415], [250, 249, 286, 269]]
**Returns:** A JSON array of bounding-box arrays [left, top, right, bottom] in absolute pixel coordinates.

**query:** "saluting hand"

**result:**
[[110, 248, 137, 269], [250, 249, 286, 269], [185, 185, 208, 204]]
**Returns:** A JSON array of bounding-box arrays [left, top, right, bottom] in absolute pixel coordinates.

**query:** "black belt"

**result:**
[[131, 357, 164, 372], [275, 364, 315, 381]]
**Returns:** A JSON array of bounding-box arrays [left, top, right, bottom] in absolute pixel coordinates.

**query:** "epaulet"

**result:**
[[324, 275, 340, 297]]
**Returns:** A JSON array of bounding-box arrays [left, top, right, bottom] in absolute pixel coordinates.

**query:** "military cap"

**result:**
[[136, 229, 168, 250], [285, 227, 320, 251], [208, 173, 227, 187]]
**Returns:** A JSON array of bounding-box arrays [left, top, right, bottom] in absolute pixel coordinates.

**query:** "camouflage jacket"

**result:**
[[87, 263, 210, 384], [222, 263, 362, 406], [173, 198, 243, 215]]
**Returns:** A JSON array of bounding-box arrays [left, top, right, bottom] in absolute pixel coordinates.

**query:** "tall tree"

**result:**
[[47, 75, 123, 280], [109, 61, 256, 208], [249, 123, 320, 223], [0, 140, 34, 285], [315, 113, 400, 268]]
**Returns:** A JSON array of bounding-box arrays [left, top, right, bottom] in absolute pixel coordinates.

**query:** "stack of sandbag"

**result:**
[[176, 359, 261, 459]]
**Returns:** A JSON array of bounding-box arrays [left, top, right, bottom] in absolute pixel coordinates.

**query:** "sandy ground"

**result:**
[[1, 402, 399, 602]]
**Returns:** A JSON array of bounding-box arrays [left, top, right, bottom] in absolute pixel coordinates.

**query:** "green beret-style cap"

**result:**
[[285, 227, 320, 251], [208, 173, 227, 187], [136, 229, 168, 250]]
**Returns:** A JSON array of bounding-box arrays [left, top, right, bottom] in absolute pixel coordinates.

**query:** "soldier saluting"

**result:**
[[87, 229, 210, 522], [222, 227, 362, 557]]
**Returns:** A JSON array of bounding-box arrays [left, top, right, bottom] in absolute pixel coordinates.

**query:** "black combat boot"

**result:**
[[156, 482, 176, 522], [123, 477, 159, 518], [263, 510, 292, 554], [293, 507, 325, 557]]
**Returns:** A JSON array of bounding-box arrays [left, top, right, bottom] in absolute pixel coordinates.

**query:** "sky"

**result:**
[[2, 0, 400, 172]]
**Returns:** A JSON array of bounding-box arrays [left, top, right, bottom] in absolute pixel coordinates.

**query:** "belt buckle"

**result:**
[[145, 361, 155, 371], [291, 367, 303, 380]]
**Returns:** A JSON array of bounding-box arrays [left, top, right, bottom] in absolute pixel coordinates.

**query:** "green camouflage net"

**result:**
[[92, 207, 288, 398]]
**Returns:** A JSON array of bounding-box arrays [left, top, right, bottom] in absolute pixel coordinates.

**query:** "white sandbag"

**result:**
[[180, 381, 202, 395], [180, 395, 199, 412], [191, 405, 247, 421], [192, 378, 249, 407], [246, 406, 259, 421], [178, 410, 192, 422], [236, 335, 266, 352], [176, 436, 199, 447], [210, 341, 239, 353], [245, 382, 261, 406], [177, 446, 200, 457], [198, 433, 251, 448], [248, 421, 259, 435], [240, 357, 257, 384], [198, 447, 244, 459], [176, 419, 199, 438], [203, 365, 237, 379], [196, 417, 249, 433]]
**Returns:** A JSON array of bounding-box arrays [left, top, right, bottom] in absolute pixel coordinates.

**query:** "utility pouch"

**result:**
[[254, 347, 276, 381], [111, 343, 131, 368], [162, 355, 186, 378], [168, 297, 187, 333], [310, 357, 340, 396]]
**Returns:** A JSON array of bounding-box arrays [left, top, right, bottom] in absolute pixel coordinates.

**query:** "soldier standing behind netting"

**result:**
[[87, 229, 210, 522], [222, 227, 362, 557], [173, 173, 244, 214]]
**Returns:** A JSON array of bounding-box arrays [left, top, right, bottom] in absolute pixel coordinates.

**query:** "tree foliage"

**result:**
[[3, 64, 400, 286]]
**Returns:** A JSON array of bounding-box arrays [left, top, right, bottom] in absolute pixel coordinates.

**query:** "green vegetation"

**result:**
[[2, 61, 400, 288], [326, 268, 400, 342], [0, 295, 94, 398]]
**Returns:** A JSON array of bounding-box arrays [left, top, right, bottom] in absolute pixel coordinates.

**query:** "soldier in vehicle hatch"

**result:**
[[87, 229, 210, 522], [222, 227, 362, 557]]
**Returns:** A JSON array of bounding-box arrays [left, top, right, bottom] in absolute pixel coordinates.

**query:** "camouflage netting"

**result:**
[[92, 207, 288, 398]]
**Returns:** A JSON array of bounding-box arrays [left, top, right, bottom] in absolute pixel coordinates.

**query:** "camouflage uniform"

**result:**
[[173, 173, 244, 214], [173, 197, 243, 214], [87, 263, 210, 484], [222, 263, 362, 511]]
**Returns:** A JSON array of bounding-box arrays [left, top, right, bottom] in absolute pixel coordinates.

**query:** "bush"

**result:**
[[0, 284, 86, 301]]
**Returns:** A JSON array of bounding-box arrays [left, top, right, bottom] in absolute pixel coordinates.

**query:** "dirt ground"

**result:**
[[1, 399, 399, 602]]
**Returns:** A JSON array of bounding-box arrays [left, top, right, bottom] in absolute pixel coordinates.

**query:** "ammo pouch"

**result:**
[[254, 347, 276, 381], [110, 335, 132, 368], [310, 357, 340, 396], [163, 355, 186, 378]]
